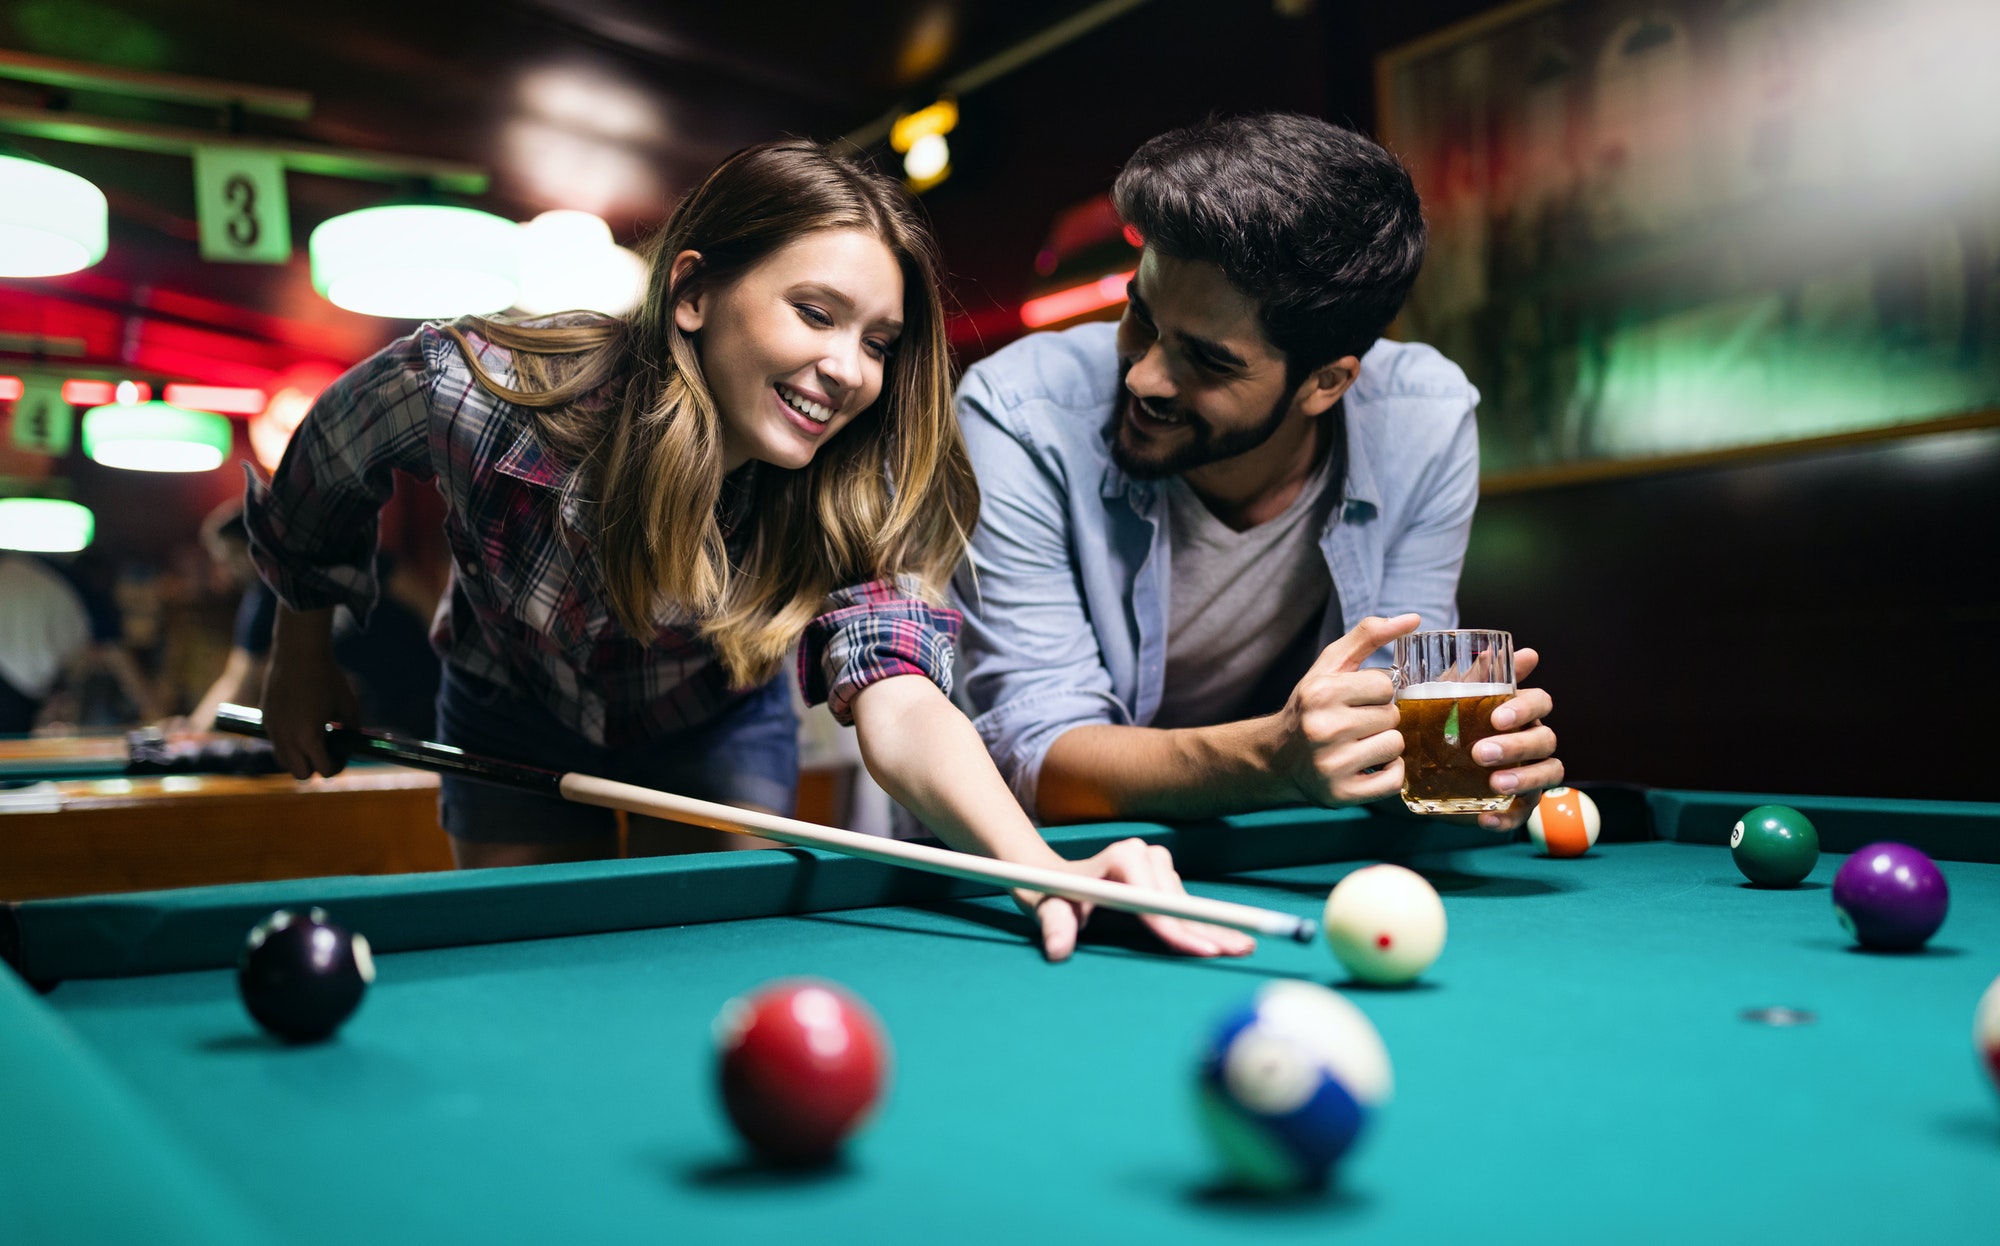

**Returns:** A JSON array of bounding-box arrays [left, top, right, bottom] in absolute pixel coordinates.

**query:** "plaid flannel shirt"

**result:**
[[243, 322, 959, 748]]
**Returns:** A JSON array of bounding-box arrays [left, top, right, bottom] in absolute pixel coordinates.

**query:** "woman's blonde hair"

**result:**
[[444, 140, 976, 688]]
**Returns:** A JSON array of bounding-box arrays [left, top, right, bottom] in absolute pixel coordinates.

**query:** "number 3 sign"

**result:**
[[193, 147, 292, 264]]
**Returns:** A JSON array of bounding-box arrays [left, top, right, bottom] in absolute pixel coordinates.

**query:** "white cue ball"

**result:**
[[1322, 864, 1447, 986]]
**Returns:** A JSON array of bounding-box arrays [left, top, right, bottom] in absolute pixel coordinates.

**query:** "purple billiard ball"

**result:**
[[1831, 843, 1949, 951]]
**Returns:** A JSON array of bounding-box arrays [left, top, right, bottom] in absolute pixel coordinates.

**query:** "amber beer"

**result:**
[[1393, 631, 1515, 815], [1396, 684, 1515, 813]]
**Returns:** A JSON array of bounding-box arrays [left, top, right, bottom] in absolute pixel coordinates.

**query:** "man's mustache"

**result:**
[[1116, 361, 1201, 432]]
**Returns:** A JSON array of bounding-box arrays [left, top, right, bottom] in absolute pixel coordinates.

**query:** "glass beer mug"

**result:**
[[1393, 630, 1515, 814]]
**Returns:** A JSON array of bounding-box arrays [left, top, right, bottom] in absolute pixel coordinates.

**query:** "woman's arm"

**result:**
[[246, 331, 439, 778], [849, 673, 1253, 962], [262, 605, 361, 779]]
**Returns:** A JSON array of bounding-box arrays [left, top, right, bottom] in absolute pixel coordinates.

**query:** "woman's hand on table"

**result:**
[[849, 674, 1255, 964], [1012, 837, 1256, 963]]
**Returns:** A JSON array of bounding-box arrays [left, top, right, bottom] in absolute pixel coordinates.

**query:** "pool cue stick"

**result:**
[[214, 705, 1317, 944]]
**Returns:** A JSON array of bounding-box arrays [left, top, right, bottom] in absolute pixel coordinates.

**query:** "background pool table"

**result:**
[[4, 790, 1996, 1244], [0, 732, 449, 900], [0, 732, 857, 900]]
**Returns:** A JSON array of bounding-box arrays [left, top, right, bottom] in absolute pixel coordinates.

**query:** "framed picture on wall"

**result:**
[[1377, 0, 2000, 481]]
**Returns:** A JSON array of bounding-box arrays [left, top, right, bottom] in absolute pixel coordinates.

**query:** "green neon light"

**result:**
[[309, 203, 518, 318], [0, 151, 109, 277], [0, 498, 95, 552], [81, 401, 233, 472]]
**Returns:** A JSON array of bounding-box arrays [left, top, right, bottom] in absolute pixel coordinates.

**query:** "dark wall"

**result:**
[[919, 0, 1331, 350], [1458, 425, 2000, 802]]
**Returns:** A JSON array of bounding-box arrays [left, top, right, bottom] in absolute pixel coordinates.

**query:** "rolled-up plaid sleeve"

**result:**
[[242, 330, 437, 623], [798, 580, 962, 725]]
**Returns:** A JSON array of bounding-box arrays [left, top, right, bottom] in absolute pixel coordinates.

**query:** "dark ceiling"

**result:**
[[1, 0, 1494, 374]]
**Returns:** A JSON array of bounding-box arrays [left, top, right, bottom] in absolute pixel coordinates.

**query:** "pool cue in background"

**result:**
[[213, 705, 1318, 945]]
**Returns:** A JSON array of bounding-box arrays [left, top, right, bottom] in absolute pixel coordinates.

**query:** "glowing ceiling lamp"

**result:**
[[0, 148, 108, 278], [309, 202, 519, 318], [513, 210, 647, 316], [82, 382, 233, 472], [0, 498, 95, 552], [903, 134, 950, 185], [891, 97, 957, 193]]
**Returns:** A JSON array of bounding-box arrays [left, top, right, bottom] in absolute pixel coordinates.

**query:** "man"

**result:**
[[953, 113, 1562, 830], [0, 551, 160, 732]]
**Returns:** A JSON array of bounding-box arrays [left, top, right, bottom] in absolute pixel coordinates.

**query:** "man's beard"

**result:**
[[1106, 363, 1294, 480]]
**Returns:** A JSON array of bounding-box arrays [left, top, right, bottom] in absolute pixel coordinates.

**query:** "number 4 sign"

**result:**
[[193, 147, 292, 264], [8, 375, 71, 457]]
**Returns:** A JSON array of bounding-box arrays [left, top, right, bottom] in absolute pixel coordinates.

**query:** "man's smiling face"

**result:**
[[1109, 249, 1297, 479]]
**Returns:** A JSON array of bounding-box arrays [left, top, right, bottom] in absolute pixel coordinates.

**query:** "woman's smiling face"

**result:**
[[673, 227, 905, 473]]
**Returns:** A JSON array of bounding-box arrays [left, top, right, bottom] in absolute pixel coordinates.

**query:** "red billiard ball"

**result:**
[[714, 979, 889, 1164]]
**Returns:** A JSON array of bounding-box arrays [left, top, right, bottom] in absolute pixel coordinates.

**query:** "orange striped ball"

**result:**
[[1527, 787, 1600, 858]]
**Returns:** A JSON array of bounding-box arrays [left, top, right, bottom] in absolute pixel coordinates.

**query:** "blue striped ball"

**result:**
[[1196, 981, 1393, 1191]]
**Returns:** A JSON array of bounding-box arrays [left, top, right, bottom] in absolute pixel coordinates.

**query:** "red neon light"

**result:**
[[0, 376, 21, 402], [1020, 270, 1135, 329], [61, 380, 113, 405], [60, 379, 151, 406], [162, 384, 267, 415]]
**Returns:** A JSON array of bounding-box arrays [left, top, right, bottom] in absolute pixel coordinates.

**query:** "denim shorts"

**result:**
[[435, 664, 798, 844]]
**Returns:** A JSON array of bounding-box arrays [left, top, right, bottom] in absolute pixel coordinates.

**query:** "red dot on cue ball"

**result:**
[[714, 979, 890, 1165], [1376, 934, 1393, 949]]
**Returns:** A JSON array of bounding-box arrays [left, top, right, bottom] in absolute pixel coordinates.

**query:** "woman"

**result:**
[[249, 140, 1249, 962]]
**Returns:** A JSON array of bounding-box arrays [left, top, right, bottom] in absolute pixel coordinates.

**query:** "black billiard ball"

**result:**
[[238, 908, 374, 1043]]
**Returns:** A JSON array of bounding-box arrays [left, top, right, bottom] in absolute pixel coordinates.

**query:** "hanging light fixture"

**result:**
[[82, 382, 233, 472], [0, 498, 95, 552], [891, 97, 958, 193], [0, 146, 109, 277], [513, 210, 646, 317], [310, 199, 519, 318]]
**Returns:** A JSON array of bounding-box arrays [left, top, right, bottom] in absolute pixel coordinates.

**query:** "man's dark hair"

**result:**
[[1112, 113, 1426, 381]]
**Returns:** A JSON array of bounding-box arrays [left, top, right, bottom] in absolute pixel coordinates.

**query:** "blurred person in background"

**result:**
[[0, 551, 163, 733], [188, 499, 440, 737]]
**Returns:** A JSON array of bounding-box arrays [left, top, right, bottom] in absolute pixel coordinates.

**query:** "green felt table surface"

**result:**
[[4, 792, 1998, 1244]]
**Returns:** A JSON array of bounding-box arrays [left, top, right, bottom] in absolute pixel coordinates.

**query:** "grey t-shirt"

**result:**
[[1152, 450, 1341, 729]]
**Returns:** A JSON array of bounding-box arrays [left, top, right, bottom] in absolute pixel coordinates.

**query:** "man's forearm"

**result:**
[[1035, 719, 1304, 823]]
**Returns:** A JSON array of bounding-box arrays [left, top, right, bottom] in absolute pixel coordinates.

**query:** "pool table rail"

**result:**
[[1648, 789, 2000, 862], [2, 806, 1498, 984]]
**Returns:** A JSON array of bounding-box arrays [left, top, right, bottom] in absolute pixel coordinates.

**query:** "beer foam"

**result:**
[[1397, 682, 1512, 699]]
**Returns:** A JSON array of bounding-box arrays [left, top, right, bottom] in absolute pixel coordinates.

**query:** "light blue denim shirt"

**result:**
[[952, 321, 1481, 813]]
